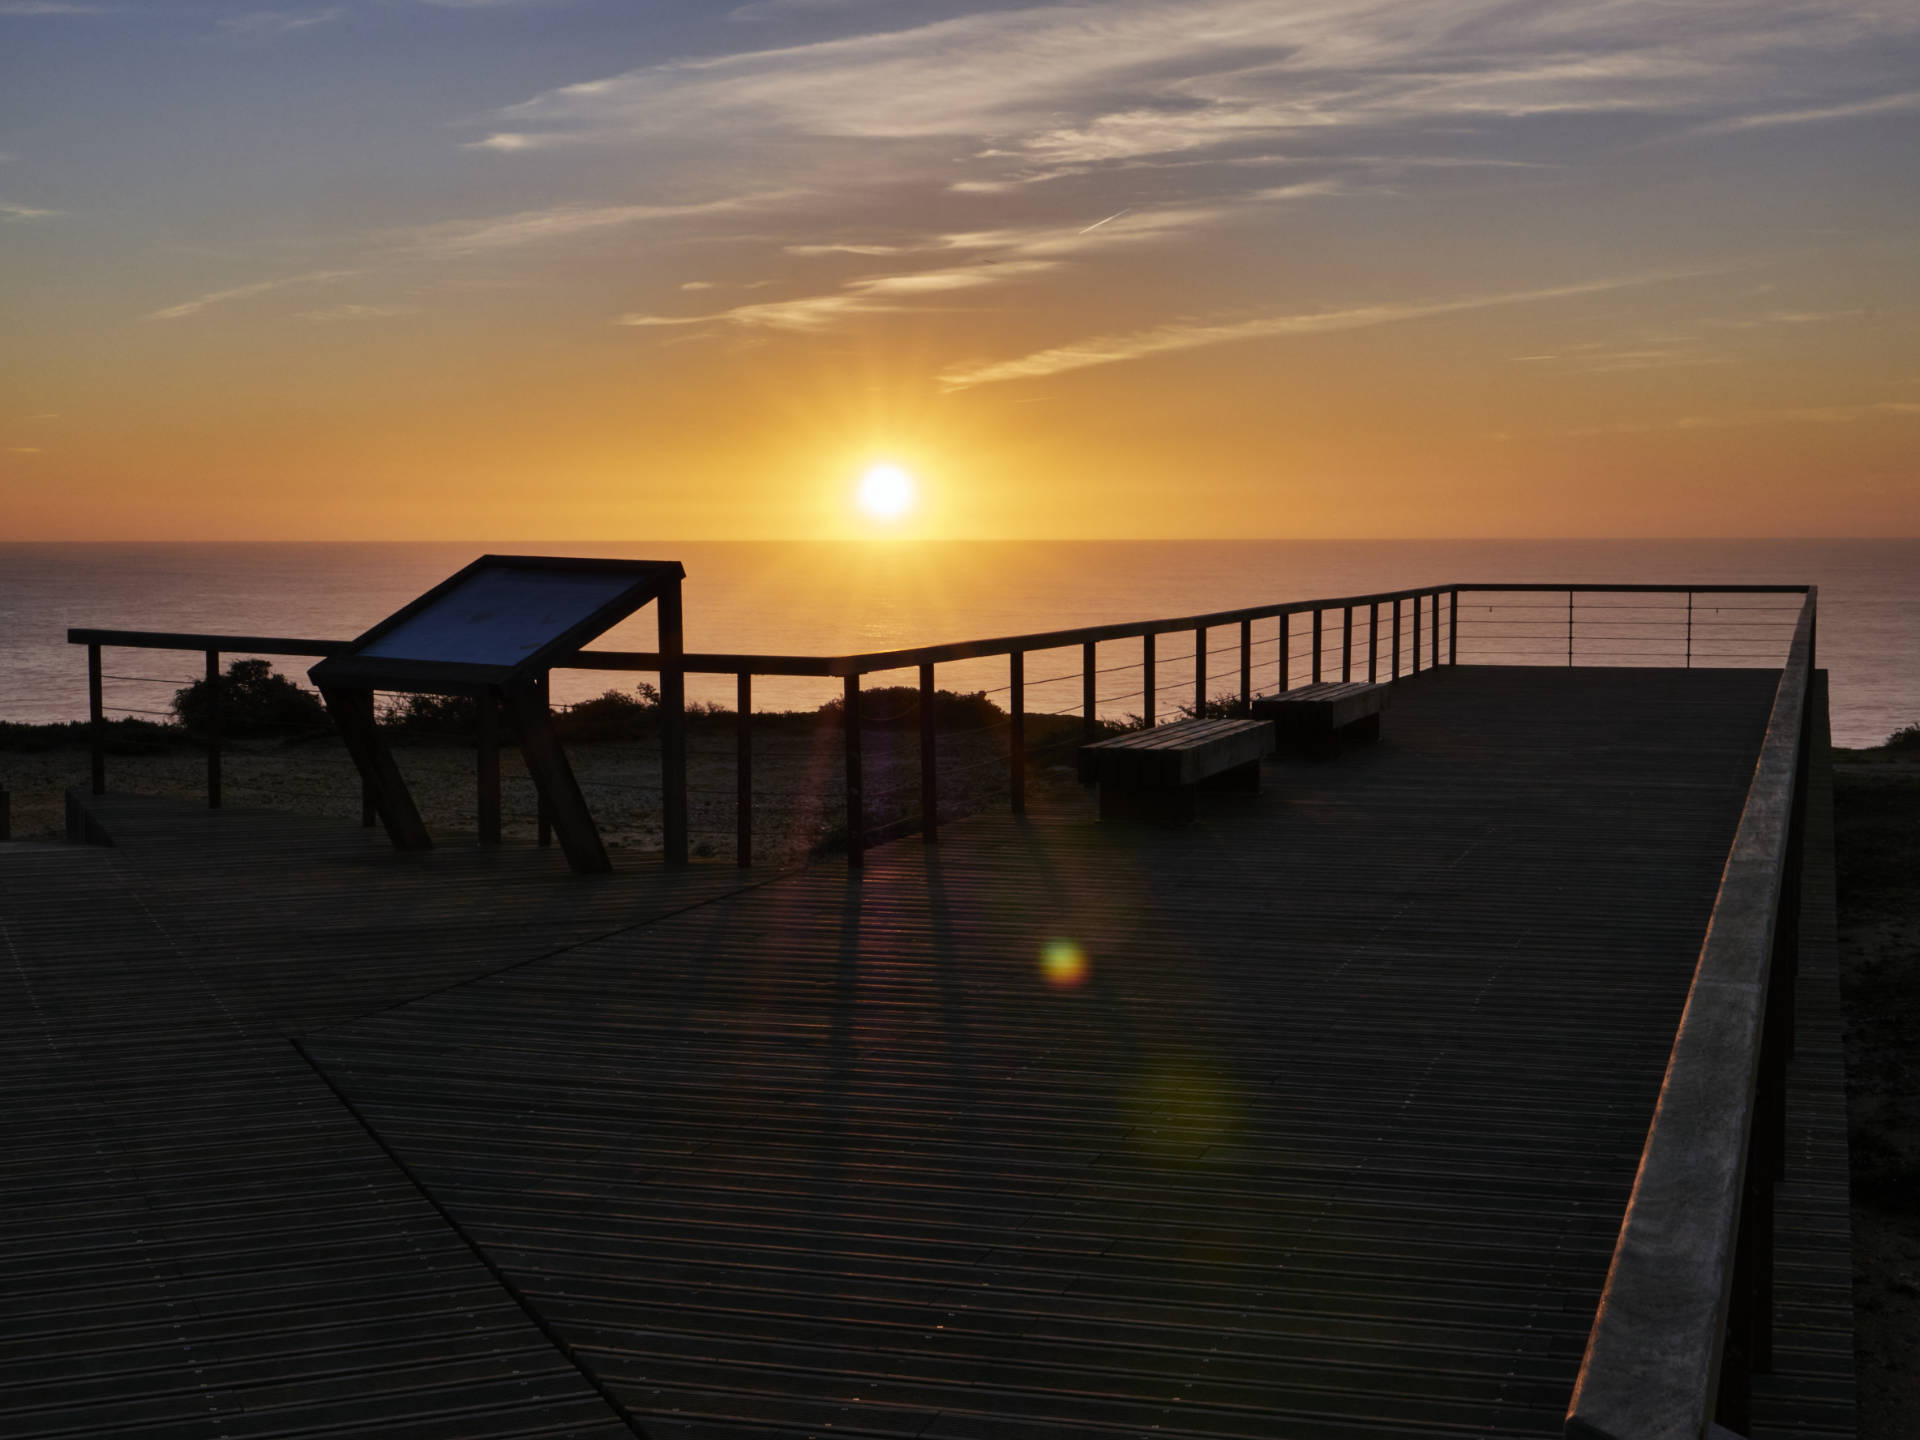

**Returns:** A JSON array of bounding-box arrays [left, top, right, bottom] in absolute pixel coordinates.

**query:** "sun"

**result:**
[[856, 462, 916, 522]]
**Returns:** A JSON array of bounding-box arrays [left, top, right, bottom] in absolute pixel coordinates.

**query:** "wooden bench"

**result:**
[[1251, 681, 1390, 754], [1078, 718, 1274, 825]]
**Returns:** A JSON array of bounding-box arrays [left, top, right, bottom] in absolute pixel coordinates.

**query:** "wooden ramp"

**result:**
[[3, 667, 1855, 1438]]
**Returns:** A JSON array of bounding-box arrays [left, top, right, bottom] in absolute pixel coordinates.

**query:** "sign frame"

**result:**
[[309, 555, 688, 874]]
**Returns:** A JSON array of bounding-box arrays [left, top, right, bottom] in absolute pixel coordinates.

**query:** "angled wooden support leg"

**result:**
[[504, 680, 610, 875], [321, 685, 431, 851]]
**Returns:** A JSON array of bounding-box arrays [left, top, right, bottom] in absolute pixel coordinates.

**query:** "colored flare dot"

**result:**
[[1041, 940, 1088, 988]]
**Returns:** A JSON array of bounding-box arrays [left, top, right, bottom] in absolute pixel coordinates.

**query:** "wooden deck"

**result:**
[[1, 667, 1854, 1438]]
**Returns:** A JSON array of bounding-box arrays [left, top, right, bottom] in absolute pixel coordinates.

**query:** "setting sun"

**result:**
[[856, 463, 917, 522]]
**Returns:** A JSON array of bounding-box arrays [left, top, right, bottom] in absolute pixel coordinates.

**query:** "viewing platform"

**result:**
[[1, 661, 1853, 1439]]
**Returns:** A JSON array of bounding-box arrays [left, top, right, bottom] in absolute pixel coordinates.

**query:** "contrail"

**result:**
[[1078, 208, 1131, 235]]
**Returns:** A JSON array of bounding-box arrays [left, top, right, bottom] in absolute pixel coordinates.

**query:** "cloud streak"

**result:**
[[399, 193, 793, 257], [937, 269, 1717, 390], [479, 0, 1920, 178], [619, 206, 1222, 333], [145, 269, 356, 321]]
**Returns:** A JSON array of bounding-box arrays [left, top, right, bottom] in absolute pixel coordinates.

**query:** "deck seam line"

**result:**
[[286, 1033, 654, 1440], [297, 861, 809, 1037]]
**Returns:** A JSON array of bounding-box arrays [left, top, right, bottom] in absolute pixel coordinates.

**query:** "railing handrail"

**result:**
[[1563, 587, 1816, 1440], [68, 582, 1811, 679]]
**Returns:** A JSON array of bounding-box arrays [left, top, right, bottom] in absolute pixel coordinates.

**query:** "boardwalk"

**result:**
[[0, 667, 1853, 1438]]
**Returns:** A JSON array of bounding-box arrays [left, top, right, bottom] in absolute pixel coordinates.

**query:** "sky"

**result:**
[[2, 0, 1917, 540]]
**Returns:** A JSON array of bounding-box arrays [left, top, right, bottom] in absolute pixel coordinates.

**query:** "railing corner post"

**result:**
[[1010, 650, 1026, 814], [1082, 640, 1098, 741]]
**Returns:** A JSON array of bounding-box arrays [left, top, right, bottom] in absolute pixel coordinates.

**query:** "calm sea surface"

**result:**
[[1, 540, 1914, 747]]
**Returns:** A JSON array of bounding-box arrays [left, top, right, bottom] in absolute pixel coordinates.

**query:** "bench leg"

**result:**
[[1100, 783, 1197, 826], [1347, 713, 1382, 743], [1198, 759, 1262, 794]]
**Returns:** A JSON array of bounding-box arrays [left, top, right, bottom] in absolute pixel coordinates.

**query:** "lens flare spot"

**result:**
[[1041, 939, 1088, 988]]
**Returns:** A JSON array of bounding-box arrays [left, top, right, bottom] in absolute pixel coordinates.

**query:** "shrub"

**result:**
[[1177, 691, 1250, 722], [377, 692, 481, 737], [1886, 723, 1920, 753], [556, 686, 658, 742], [814, 686, 1004, 731], [172, 659, 329, 738]]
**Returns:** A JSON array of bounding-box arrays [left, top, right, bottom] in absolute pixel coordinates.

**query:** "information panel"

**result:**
[[359, 566, 644, 668]]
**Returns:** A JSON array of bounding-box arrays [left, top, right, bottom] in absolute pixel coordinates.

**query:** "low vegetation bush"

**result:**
[[813, 686, 1005, 731], [1885, 722, 1920, 753], [173, 659, 329, 738]]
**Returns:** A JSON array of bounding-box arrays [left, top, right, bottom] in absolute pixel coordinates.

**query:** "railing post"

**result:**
[[844, 674, 863, 869], [1341, 606, 1353, 682], [1391, 600, 1401, 681], [204, 649, 222, 810], [658, 580, 689, 867], [1193, 625, 1207, 717], [88, 643, 105, 795], [1431, 592, 1440, 670], [737, 672, 753, 866], [1368, 602, 1379, 682], [1278, 614, 1289, 692], [1687, 592, 1694, 668], [1239, 619, 1251, 711], [1412, 593, 1422, 675], [1568, 589, 1575, 667], [919, 662, 938, 844], [533, 672, 550, 846], [1009, 650, 1025, 815], [1082, 641, 1097, 742], [1143, 632, 1155, 727], [1449, 589, 1459, 664], [1311, 608, 1322, 685]]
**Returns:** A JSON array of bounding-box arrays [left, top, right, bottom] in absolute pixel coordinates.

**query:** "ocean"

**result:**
[[1, 540, 1914, 748]]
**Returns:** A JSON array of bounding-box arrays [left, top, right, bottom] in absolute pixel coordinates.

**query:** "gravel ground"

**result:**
[[0, 725, 1086, 866]]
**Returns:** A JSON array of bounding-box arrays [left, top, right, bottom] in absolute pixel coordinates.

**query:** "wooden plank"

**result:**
[[13, 663, 1851, 1440], [301, 666, 1801, 1440]]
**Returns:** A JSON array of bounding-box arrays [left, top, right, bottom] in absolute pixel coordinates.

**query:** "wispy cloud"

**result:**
[[1, 201, 63, 220], [0, 2, 124, 14], [399, 193, 791, 257], [621, 206, 1221, 333], [937, 269, 1715, 391], [218, 8, 343, 38], [145, 268, 356, 321], [480, 1, 1920, 179], [1693, 89, 1920, 135]]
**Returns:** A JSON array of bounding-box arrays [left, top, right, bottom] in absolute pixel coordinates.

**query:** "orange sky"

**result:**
[[3, 0, 1916, 540]]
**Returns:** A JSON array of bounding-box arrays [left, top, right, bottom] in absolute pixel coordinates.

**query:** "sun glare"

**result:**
[[857, 463, 916, 522]]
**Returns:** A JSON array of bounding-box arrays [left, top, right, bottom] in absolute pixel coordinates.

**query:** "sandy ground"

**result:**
[[1832, 745, 1920, 1439], [6, 727, 1915, 1427]]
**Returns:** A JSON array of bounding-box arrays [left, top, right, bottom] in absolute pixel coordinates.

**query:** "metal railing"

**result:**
[[1564, 587, 1817, 1439], [70, 582, 1462, 868], [68, 582, 1809, 874]]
